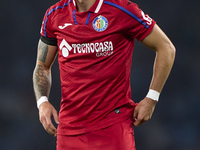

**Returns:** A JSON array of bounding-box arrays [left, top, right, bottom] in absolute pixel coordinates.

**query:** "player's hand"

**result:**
[[38, 102, 60, 137], [133, 97, 157, 127]]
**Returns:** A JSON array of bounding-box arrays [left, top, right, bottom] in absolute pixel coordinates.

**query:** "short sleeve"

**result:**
[[40, 8, 57, 45], [122, 2, 156, 41]]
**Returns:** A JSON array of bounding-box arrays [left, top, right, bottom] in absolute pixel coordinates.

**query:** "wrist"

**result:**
[[146, 89, 160, 102], [37, 96, 48, 109]]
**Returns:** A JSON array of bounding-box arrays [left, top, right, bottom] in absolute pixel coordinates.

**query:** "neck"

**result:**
[[75, 0, 96, 12]]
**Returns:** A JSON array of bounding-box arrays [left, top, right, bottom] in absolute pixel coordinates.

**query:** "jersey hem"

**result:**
[[57, 102, 137, 135]]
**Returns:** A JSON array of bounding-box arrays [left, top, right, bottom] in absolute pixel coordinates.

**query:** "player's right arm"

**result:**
[[33, 39, 59, 137]]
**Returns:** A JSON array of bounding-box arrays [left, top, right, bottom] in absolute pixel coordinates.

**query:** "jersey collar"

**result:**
[[72, 0, 104, 13]]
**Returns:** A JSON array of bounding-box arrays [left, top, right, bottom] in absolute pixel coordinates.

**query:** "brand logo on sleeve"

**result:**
[[141, 11, 152, 25], [93, 15, 108, 32]]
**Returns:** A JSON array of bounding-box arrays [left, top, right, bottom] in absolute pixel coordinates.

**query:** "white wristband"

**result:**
[[146, 89, 160, 101], [37, 96, 48, 109]]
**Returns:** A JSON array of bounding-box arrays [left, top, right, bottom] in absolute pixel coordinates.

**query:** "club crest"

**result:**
[[93, 15, 108, 32]]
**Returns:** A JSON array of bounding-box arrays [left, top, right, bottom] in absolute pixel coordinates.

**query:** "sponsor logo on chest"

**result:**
[[58, 15, 112, 58], [59, 39, 114, 58]]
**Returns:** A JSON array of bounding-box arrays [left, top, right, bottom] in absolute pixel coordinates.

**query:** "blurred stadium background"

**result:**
[[0, 0, 199, 149]]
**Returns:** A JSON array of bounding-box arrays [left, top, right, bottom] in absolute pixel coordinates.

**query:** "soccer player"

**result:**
[[33, 0, 175, 149]]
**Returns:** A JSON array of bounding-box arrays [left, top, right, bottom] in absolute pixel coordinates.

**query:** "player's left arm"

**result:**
[[133, 24, 176, 127]]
